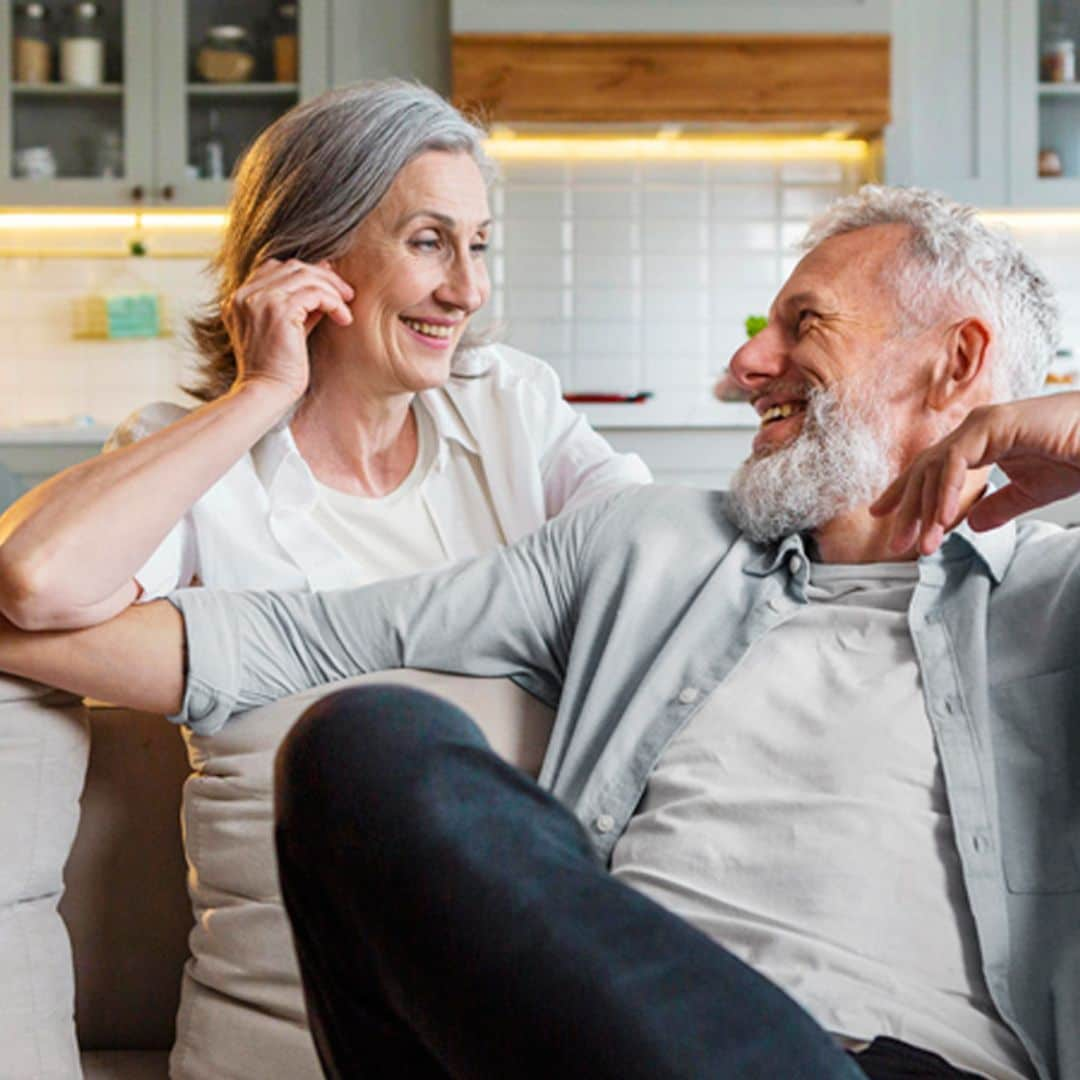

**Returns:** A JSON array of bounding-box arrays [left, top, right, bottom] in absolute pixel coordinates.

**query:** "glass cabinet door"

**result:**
[[1010, 0, 1080, 205], [1, 0, 153, 204], [155, 0, 328, 206]]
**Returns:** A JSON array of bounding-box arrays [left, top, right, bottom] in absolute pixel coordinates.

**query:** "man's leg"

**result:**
[[274, 685, 865, 1080]]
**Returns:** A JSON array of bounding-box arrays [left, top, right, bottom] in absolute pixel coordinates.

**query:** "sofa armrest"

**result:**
[[0, 673, 89, 1078], [61, 704, 192, 1053]]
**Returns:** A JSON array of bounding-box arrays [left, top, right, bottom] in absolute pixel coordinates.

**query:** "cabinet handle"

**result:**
[[130, 184, 145, 202], [160, 184, 175, 201]]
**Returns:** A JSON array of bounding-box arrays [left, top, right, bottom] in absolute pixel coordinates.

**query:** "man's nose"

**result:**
[[727, 324, 788, 393]]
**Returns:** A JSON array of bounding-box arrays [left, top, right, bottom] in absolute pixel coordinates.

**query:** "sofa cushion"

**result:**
[[0, 674, 89, 1080], [62, 706, 191, 1053], [170, 670, 554, 1080]]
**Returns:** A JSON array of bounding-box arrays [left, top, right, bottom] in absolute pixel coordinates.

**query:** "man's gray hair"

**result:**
[[802, 185, 1060, 402], [188, 79, 495, 400]]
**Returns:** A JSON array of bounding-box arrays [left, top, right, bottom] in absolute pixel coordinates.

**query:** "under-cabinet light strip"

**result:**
[[483, 135, 870, 162]]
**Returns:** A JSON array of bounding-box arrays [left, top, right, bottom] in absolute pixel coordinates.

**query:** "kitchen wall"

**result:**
[[3, 162, 1080, 430]]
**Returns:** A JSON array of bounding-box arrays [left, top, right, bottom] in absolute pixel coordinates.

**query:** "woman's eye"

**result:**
[[411, 234, 441, 252], [470, 241, 489, 255]]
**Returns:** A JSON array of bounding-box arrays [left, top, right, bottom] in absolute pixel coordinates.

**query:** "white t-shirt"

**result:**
[[611, 561, 1033, 1080], [106, 346, 650, 597], [309, 402, 505, 586]]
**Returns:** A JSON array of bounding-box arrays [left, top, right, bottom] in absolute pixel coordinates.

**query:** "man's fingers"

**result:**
[[967, 485, 1036, 532]]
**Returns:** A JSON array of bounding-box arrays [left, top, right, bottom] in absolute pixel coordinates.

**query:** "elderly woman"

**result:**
[[0, 80, 648, 629]]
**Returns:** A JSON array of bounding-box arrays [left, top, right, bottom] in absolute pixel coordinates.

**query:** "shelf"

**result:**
[[187, 82, 299, 98], [12, 82, 124, 97], [1038, 81, 1080, 96]]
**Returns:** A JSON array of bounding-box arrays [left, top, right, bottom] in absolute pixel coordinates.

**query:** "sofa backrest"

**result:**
[[60, 705, 191, 1051]]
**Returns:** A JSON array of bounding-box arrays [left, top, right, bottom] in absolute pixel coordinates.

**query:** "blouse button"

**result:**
[[677, 686, 700, 705]]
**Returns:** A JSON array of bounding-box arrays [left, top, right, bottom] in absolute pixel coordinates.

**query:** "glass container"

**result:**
[[197, 25, 256, 83], [59, 1, 106, 86], [13, 2, 52, 84], [272, 3, 298, 83]]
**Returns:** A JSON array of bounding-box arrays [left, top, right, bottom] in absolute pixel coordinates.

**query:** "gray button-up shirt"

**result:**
[[169, 485, 1080, 1080]]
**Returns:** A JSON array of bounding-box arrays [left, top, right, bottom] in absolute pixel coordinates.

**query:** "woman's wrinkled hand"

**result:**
[[871, 392, 1080, 556], [223, 258, 354, 401]]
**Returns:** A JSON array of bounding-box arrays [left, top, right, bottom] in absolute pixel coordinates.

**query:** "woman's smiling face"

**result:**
[[321, 150, 492, 395]]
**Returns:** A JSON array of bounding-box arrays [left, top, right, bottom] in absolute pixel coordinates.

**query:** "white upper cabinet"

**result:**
[[1007, 0, 1080, 206], [0, 0, 331, 208], [450, 1, 891, 34], [885, 0, 1009, 206], [329, 0, 450, 94]]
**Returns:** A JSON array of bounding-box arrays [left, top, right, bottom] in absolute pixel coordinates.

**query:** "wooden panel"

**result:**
[[453, 33, 890, 129]]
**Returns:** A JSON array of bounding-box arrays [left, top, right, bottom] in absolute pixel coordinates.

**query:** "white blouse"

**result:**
[[107, 345, 651, 598]]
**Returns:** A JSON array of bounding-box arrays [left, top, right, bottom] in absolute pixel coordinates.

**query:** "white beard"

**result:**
[[725, 384, 895, 545]]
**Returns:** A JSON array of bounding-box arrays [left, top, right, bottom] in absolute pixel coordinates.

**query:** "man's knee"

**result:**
[[275, 683, 487, 835]]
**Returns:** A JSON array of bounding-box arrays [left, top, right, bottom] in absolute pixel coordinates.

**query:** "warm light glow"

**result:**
[[483, 135, 868, 162], [0, 210, 228, 230], [980, 210, 1080, 230]]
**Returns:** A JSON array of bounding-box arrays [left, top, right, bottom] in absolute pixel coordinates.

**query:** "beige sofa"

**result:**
[[1, 672, 553, 1080]]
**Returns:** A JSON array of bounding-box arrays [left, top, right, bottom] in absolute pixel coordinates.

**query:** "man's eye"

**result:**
[[470, 241, 489, 255], [796, 310, 818, 332]]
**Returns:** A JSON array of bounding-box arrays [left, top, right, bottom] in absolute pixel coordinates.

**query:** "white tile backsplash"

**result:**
[[0, 150, 878, 422]]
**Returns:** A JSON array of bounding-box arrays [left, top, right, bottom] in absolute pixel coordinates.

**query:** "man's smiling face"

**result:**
[[729, 222, 917, 458], [723, 223, 947, 544]]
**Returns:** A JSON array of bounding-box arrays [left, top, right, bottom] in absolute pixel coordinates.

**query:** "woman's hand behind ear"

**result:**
[[225, 258, 355, 401]]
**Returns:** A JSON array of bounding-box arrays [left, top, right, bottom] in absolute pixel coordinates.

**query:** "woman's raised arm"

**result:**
[[0, 259, 352, 632]]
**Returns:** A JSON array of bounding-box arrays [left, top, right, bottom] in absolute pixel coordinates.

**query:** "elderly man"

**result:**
[[3, 186, 1078, 1080]]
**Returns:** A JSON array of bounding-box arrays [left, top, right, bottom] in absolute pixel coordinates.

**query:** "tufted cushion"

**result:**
[[0, 674, 89, 1080], [169, 670, 554, 1080]]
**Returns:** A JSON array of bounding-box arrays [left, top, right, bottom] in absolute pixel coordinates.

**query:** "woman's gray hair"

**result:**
[[188, 79, 495, 401], [802, 185, 1060, 402]]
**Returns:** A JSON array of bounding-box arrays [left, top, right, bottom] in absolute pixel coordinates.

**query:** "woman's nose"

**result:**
[[439, 254, 488, 313], [727, 324, 787, 392]]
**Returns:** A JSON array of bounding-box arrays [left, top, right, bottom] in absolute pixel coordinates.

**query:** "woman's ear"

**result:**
[[927, 317, 993, 411]]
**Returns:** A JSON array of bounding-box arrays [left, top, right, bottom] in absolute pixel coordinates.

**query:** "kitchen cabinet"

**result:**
[[450, 0, 890, 34], [886, 0, 1009, 206], [0, 0, 330, 207], [328, 0, 450, 95], [1007, 0, 1080, 206]]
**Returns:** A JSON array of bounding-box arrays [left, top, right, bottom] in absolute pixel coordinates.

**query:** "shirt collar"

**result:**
[[738, 514, 1015, 586], [935, 516, 1016, 585], [743, 531, 811, 577], [417, 386, 480, 456], [249, 389, 481, 503]]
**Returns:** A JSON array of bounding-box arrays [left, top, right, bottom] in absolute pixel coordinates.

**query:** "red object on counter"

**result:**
[[563, 391, 653, 404]]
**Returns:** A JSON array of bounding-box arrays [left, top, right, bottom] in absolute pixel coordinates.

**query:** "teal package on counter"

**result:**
[[105, 293, 160, 338]]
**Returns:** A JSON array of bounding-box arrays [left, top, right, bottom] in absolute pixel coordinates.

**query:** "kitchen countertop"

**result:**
[[0, 396, 759, 443], [0, 422, 113, 444], [574, 394, 756, 429]]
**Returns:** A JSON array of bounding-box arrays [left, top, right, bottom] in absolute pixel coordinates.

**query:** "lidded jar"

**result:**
[[13, 2, 52, 84], [60, 1, 106, 86], [197, 25, 256, 83], [272, 3, 298, 82]]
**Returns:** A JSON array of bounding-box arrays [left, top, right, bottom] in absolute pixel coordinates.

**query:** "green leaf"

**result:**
[[745, 314, 767, 338]]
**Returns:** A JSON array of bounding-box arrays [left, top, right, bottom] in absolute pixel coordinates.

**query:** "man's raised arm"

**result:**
[[0, 494, 604, 732], [872, 390, 1080, 554], [0, 599, 185, 713]]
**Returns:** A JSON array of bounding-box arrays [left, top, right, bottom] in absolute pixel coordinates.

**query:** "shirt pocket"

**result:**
[[992, 669, 1080, 894]]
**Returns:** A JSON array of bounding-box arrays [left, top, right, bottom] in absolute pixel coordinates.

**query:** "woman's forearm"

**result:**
[[0, 600, 186, 714], [0, 380, 294, 630]]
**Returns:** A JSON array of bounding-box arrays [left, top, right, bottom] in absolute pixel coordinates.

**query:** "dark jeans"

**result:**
[[272, 684, 890, 1079]]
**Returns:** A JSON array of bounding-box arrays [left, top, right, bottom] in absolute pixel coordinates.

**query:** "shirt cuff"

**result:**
[[165, 588, 240, 735]]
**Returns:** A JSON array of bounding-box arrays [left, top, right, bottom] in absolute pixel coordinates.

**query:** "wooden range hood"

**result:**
[[452, 33, 890, 134]]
